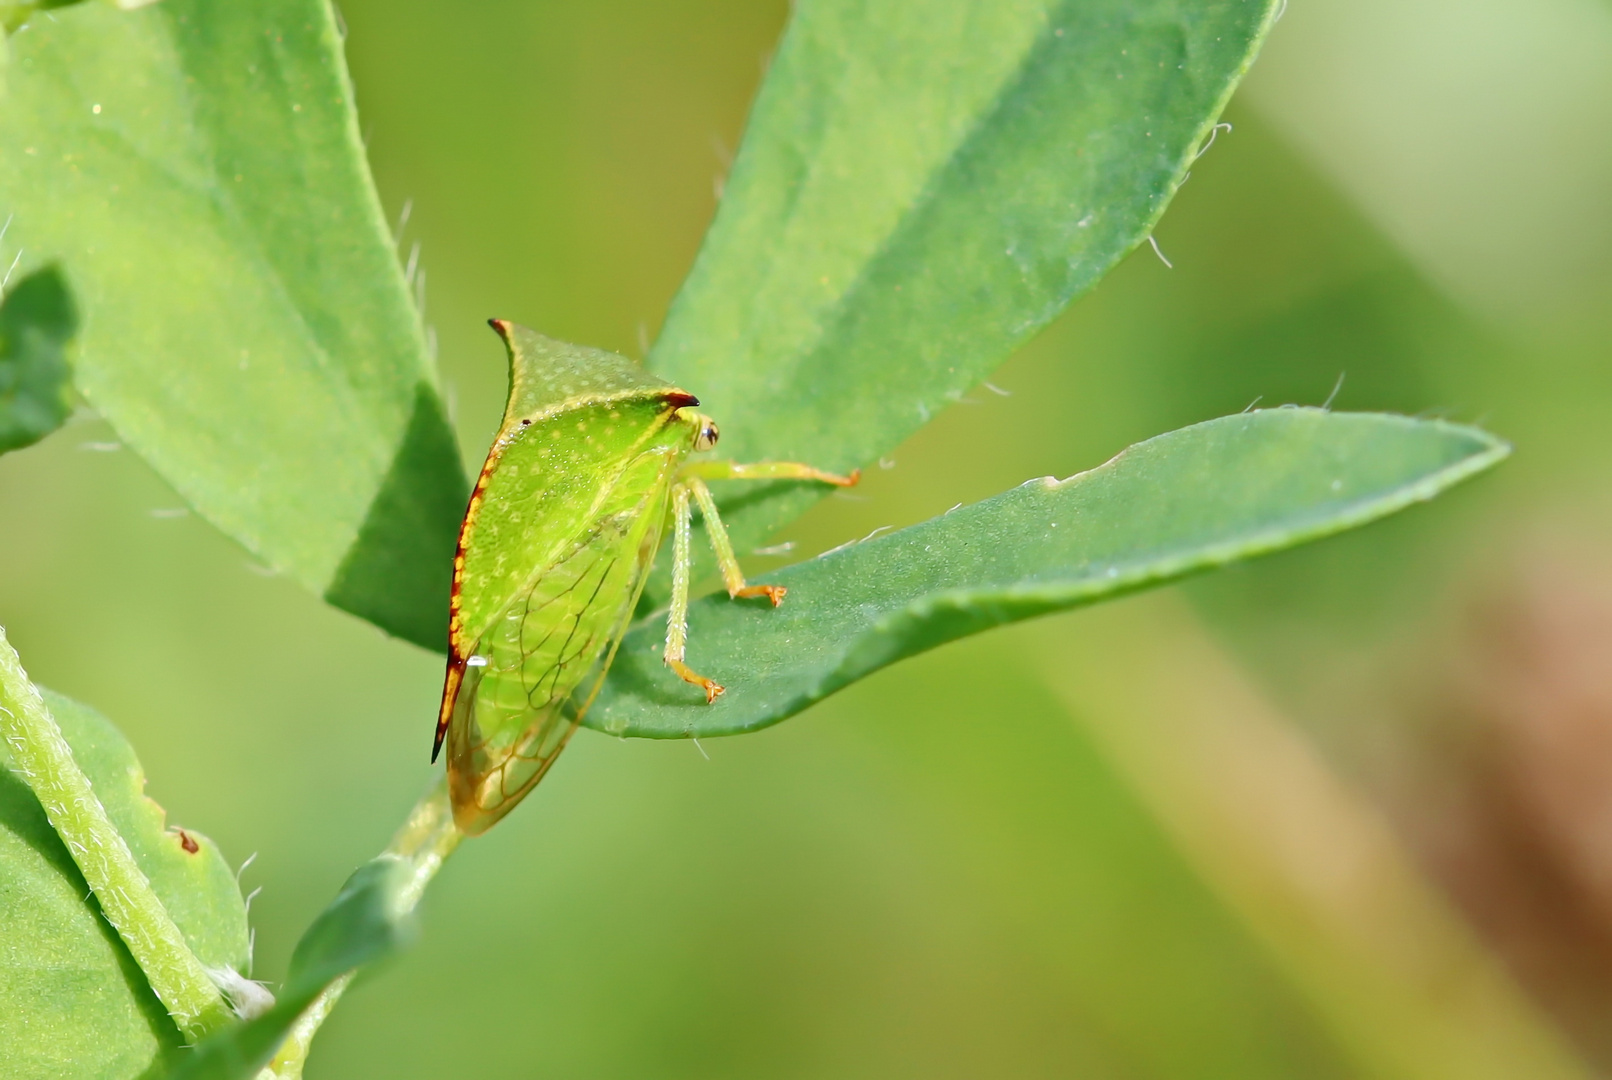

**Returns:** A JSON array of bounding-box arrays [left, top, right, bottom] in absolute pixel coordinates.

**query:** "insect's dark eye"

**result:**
[[694, 421, 719, 451]]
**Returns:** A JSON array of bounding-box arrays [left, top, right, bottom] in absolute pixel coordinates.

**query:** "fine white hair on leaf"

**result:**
[[393, 198, 413, 246], [206, 966, 276, 1020], [1322, 371, 1346, 410], [1242, 395, 1264, 413], [1146, 234, 1173, 269], [2, 248, 24, 291], [403, 240, 421, 287], [709, 134, 734, 170], [1194, 121, 1233, 161], [821, 525, 890, 558]]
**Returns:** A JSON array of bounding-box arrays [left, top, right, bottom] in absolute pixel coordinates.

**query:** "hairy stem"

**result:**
[[0, 626, 232, 1041], [263, 777, 462, 1079]]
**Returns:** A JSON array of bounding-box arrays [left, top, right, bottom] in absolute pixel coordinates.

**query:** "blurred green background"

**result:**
[[5, 0, 1612, 1075]]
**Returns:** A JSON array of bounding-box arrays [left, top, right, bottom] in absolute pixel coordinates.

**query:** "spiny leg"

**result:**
[[663, 483, 724, 703], [682, 459, 858, 605], [681, 459, 861, 486], [686, 475, 786, 606], [663, 460, 856, 702]]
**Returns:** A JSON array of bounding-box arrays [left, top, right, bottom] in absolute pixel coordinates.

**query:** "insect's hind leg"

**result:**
[[664, 482, 724, 703], [686, 476, 785, 606]]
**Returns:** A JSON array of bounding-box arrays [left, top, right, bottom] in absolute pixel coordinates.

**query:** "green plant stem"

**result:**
[[263, 777, 462, 1080], [0, 625, 232, 1041]]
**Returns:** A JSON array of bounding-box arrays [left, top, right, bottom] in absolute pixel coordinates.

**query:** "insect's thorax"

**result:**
[[453, 395, 697, 649]]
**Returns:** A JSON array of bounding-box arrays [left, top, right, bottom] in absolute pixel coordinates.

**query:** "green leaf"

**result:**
[[37, 692, 250, 976], [591, 409, 1507, 738], [2, 0, 93, 38], [0, 0, 466, 649], [0, 265, 75, 454], [168, 856, 415, 1080], [0, 690, 249, 1079], [651, 0, 1280, 552]]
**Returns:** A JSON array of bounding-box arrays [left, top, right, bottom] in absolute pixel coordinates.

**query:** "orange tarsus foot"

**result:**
[[668, 658, 725, 703], [736, 584, 787, 606], [838, 468, 861, 487]]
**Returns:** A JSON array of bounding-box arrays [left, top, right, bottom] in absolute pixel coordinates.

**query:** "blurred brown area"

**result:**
[[1395, 537, 1612, 1069]]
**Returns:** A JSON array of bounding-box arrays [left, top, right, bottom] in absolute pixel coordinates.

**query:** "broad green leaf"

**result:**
[[169, 856, 415, 1080], [651, 0, 1281, 553], [0, 0, 466, 649], [0, 265, 75, 454], [591, 409, 1507, 738], [0, 690, 249, 1080]]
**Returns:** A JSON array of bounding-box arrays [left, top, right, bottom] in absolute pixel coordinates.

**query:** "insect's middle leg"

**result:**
[[686, 476, 785, 606], [664, 483, 724, 703]]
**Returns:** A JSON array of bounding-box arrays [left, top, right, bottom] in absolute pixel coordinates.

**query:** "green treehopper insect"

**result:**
[[435, 321, 858, 835]]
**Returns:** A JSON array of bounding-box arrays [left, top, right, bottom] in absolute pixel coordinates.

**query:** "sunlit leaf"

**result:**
[[592, 409, 1507, 737], [652, 0, 1281, 554], [0, 0, 466, 649]]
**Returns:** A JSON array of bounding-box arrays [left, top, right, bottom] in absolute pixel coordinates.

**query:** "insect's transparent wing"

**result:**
[[446, 464, 673, 834]]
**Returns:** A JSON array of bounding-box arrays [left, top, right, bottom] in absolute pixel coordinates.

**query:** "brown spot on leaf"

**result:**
[[177, 829, 199, 854]]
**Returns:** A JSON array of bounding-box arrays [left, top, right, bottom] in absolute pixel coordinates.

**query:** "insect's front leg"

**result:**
[[664, 483, 724, 703], [686, 476, 785, 606], [680, 459, 861, 487]]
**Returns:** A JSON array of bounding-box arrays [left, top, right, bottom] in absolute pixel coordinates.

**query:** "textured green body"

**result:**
[[439, 324, 698, 833]]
